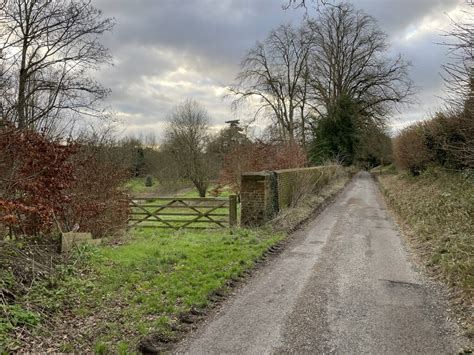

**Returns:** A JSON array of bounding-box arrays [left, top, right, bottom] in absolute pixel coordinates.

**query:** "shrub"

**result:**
[[310, 98, 357, 166], [310, 95, 392, 168], [393, 122, 433, 175], [393, 110, 474, 174], [60, 144, 129, 238], [0, 125, 77, 236], [0, 125, 129, 239], [427, 111, 473, 169]]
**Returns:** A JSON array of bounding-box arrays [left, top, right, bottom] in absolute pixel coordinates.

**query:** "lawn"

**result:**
[[2, 228, 283, 353], [179, 185, 235, 198], [123, 177, 161, 194], [376, 166, 473, 334], [123, 176, 234, 199]]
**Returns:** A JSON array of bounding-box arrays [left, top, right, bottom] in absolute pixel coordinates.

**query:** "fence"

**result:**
[[128, 195, 237, 230]]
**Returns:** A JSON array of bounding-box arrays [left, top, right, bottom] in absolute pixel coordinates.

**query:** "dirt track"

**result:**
[[174, 172, 466, 354]]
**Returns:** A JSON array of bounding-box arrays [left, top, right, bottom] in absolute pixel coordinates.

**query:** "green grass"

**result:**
[[0, 302, 40, 351], [123, 177, 159, 194], [180, 185, 234, 198], [124, 177, 234, 199], [377, 167, 473, 331], [4, 228, 283, 352]]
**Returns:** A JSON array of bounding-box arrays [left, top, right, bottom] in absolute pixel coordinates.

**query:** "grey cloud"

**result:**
[[89, 0, 463, 137], [354, 0, 461, 35]]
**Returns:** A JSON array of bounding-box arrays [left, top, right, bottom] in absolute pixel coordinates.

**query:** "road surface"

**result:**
[[174, 172, 465, 354]]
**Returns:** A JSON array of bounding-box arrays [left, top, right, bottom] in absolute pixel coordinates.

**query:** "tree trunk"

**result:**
[[17, 12, 30, 129], [301, 106, 306, 149], [197, 183, 207, 197], [17, 66, 28, 129], [192, 179, 207, 197]]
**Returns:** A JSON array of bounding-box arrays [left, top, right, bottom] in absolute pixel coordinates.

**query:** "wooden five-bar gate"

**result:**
[[128, 195, 238, 230]]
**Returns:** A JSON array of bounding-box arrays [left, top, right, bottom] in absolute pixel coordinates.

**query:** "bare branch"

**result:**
[[163, 99, 212, 197], [306, 3, 414, 119], [439, 0, 473, 109], [228, 24, 312, 145], [0, 0, 115, 130]]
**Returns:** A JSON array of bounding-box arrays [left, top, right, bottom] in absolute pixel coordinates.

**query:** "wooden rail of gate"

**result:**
[[128, 195, 238, 230]]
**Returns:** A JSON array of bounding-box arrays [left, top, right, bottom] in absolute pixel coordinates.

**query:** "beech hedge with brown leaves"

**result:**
[[0, 125, 128, 238]]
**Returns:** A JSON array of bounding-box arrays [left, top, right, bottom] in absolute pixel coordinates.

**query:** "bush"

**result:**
[[0, 126, 77, 235], [0, 126, 129, 239], [427, 111, 473, 169], [60, 144, 129, 238], [393, 110, 474, 174], [310, 96, 357, 166], [393, 122, 433, 175], [310, 95, 392, 168]]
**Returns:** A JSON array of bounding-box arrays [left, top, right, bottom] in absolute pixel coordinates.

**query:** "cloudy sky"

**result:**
[[93, 0, 468, 139]]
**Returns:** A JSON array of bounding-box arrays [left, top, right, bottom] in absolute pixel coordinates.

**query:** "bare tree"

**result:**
[[438, 0, 474, 168], [0, 0, 114, 130], [229, 24, 312, 145], [283, 0, 331, 10], [305, 3, 414, 122], [163, 99, 211, 197], [440, 0, 473, 109]]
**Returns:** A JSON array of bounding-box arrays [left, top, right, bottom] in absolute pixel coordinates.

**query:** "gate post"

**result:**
[[229, 195, 238, 227], [241, 172, 277, 226]]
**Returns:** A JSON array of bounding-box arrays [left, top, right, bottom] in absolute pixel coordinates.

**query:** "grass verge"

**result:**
[[375, 166, 473, 335], [1, 228, 283, 353]]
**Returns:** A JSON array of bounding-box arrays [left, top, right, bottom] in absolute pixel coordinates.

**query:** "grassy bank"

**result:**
[[376, 166, 473, 333], [1, 228, 283, 353]]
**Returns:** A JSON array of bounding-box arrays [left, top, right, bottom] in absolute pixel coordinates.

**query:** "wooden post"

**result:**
[[229, 194, 237, 227]]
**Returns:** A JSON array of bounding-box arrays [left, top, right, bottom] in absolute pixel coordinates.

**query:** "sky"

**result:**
[[92, 0, 469, 139]]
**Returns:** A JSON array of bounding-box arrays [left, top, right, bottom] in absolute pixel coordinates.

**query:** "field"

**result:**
[[123, 177, 233, 198], [376, 166, 473, 334], [1, 228, 283, 352]]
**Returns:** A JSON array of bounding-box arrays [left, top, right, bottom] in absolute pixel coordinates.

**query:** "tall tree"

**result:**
[[0, 0, 114, 130], [207, 120, 250, 172], [305, 3, 413, 121], [229, 24, 312, 145], [305, 3, 413, 165], [163, 99, 211, 197]]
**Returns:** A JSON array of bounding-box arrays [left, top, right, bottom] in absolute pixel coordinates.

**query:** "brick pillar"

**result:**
[[241, 172, 275, 226]]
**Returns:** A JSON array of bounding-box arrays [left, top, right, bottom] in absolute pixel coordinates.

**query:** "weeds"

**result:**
[[2, 228, 283, 352], [377, 167, 473, 333]]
